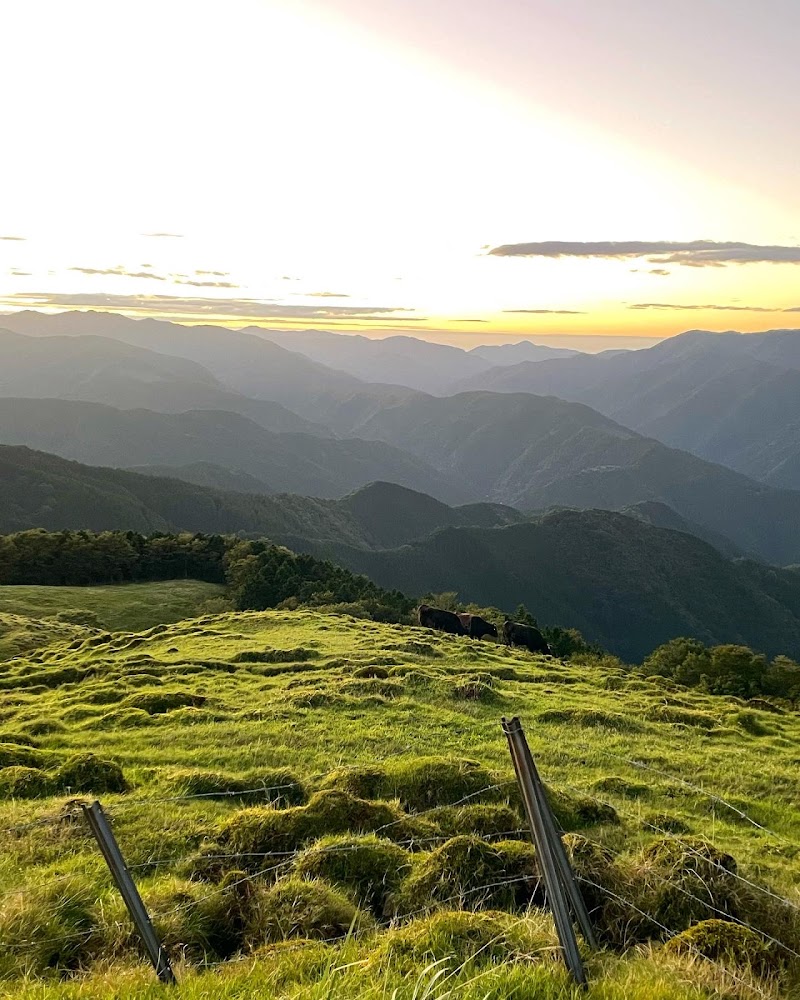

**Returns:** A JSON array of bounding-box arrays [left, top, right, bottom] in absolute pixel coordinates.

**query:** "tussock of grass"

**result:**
[[292, 834, 411, 913], [393, 835, 539, 914]]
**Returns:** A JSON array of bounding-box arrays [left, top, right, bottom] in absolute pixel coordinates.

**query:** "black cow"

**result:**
[[503, 620, 551, 654], [457, 613, 498, 640], [418, 604, 467, 635]]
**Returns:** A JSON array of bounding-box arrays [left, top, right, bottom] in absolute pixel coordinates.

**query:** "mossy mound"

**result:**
[[293, 834, 411, 914], [0, 765, 52, 799], [376, 909, 549, 967], [541, 787, 619, 831], [664, 918, 778, 976], [246, 878, 373, 945], [52, 754, 128, 794], [641, 812, 690, 835], [99, 876, 243, 963], [232, 647, 317, 664], [124, 690, 206, 715], [0, 877, 96, 977], [319, 757, 505, 812], [0, 743, 57, 770], [86, 708, 152, 730], [393, 836, 539, 915], [644, 705, 719, 730], [537, 708, 641, 732], [592, 775, 651, 799], [218, 790, 432, 860], [351, 665, 390, 679], [427, 803, 523, 840], [169, 768, 305, 806], [449, 678, 497, 702], [338, 678, 405, 700]]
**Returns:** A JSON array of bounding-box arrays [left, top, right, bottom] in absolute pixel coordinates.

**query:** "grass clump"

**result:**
[[232, 647, 317, 664], [393, 835, 539, 914], [52, 754, 128, 794], [0, 877, 96, 977], [537, 708, 641, 732], [169, 767, 305, 806], [293, 834, 411, 914], [593, 775, 651, 799], [124, 690, 206, 715], [543, 786, 619, 831], [376, 909, 549, 967], [664, 918, 779, 976], [644, 705, 719, 729], [320, 757, 504, 812], [218, 790, 430, 860], [0, 765, 52, 798], [337, 678, 405, 699], [0, 743, 57, 769], [450, 677, 497, 702], [246, 877, 373, 945], [427, 803, 523, 840]]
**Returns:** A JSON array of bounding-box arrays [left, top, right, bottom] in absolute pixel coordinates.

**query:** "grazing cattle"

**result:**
[[418, 604, 467, 635], [457, 613, 498, 640], [503, 620, 551, 655]]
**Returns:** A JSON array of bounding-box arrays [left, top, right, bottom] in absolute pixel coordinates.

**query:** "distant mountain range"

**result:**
[[0, 399, 469, 503], [455, 328, 800, 489], [2, 310, 580, 395], [0, 445, 517, 544], [2, 312, 800, 566], [2, 444, 798, 661]]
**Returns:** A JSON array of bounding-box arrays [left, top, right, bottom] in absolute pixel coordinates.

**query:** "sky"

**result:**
[[1, 0, 798, 349]]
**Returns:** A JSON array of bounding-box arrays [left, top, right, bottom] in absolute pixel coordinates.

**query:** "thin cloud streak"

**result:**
[[0, 291, 417, 321], [142, 232, 183, 238], [629, 302, 792, 312], [0, 236, 25, 241], [503, 308, 586, 315], [488, 240, 800, 266]]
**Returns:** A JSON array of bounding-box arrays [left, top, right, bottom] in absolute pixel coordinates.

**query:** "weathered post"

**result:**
[[82, 800, 176, 984], [502, 715, 594, 985]]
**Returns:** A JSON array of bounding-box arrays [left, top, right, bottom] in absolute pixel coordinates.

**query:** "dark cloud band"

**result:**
[[488, 240, 800, 266]]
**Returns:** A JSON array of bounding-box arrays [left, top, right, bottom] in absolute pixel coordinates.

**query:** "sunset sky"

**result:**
[[1, 0, 798, 348]]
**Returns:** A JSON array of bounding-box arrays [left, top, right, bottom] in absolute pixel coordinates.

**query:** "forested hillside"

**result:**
[[323, 509, 800, 660]]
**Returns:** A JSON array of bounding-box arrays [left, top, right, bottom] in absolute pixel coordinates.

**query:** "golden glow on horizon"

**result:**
[[0, 0, 797, 346]]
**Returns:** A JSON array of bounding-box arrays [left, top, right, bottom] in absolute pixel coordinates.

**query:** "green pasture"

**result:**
[[0, 594, 797, 997]]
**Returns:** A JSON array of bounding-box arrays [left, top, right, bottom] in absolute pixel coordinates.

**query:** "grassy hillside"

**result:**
[[324, 509, 800, 661], [0, 580, 223, 633], [0, 607, 798, 998]]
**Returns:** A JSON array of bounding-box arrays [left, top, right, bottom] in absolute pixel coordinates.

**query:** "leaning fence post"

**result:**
[[82, 800, 176, 984], [502, 715, 590, 986]]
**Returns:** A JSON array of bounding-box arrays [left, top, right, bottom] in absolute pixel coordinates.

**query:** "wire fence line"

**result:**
[[0, 745, 797, 996], [566, 738, 789, 842]]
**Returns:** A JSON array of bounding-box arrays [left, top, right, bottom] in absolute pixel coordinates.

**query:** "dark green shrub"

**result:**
[[293, 834, 411, 914]]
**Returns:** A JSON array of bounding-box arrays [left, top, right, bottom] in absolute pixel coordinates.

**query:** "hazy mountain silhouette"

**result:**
[[351, 390, 800, 564], [0, 399, 471, 503], [0, 328, 328, 436], [455, 329, 800, 487]]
